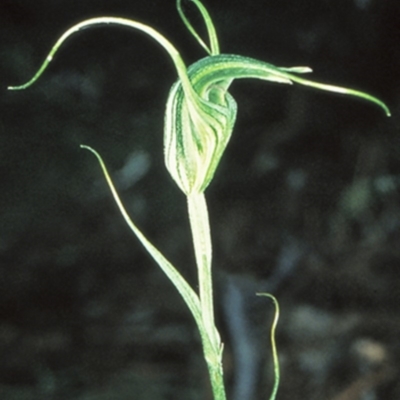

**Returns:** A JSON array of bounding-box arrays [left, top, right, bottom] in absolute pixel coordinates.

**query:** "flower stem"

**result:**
[[187, 192, 226, 400]]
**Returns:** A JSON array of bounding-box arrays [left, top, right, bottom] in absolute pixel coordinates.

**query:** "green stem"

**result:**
[[187, 192, 226, 400], [208, 362, 227, 400], [187, 194, 214, 339]]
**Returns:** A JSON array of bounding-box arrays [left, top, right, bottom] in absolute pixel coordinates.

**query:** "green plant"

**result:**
[[8, 1, 390, 399]]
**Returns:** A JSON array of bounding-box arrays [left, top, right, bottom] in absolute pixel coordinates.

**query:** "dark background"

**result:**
[[1, 0, 400, 399]]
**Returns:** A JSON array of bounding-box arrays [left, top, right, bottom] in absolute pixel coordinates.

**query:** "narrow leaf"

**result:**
[[80, 145, 204, 329], [257, 293, 280, 400]]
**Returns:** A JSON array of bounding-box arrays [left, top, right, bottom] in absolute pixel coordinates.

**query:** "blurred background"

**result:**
[[1, 0, 399, 399]]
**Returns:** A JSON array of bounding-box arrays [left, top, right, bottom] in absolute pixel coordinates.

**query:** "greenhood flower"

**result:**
[[164, 0, 390, 195], [8, 0, 390, 196]]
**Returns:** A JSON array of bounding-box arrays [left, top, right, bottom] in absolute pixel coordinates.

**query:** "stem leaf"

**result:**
[[257, 293, 280, 400], [80, 145, 205, 330]]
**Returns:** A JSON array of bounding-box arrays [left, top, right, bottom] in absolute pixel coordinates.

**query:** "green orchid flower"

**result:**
[[9, 0, 389, 196], [8, 1, 390, 399]]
